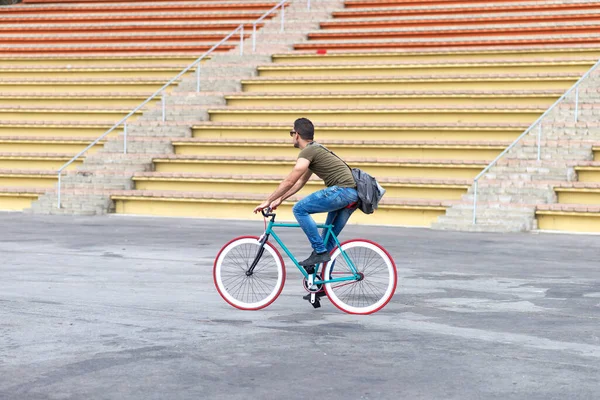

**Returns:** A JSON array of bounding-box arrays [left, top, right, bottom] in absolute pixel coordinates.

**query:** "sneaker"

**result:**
[[303, 291, 327, 301], [299, 250, 331, 266]]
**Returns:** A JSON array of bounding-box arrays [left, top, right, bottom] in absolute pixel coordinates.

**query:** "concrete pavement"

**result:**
[[0, 213, 599, 400]]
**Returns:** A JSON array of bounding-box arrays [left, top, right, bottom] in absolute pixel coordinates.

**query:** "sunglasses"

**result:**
[[289, 130, 297, 137]]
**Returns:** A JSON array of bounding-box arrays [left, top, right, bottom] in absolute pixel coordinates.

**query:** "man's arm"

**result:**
[[279, 169, 312, 201], [254, 158, 310, 213], [266, 158, 310, 202]]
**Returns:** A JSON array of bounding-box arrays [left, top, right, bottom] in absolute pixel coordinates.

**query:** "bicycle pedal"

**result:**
[[308, 292, 321, 309], [303, 264, 316, 274]]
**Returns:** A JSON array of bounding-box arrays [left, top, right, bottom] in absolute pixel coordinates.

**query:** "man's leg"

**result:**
[[322, 206, 356, 253], [293, 192, 329, 255], [303, 193, 357, 301], [322, 210, 339, 253], [308, 207, 353, 299], [297, 187, 357, 301], [292, 186, 351, 262], [321, 187, 359, 252]]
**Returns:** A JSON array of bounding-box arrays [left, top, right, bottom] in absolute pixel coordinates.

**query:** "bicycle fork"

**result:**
[[246, 233, 270, 276]]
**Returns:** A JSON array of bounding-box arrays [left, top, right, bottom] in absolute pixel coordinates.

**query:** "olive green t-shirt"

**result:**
[[298, 142, 356, 188]]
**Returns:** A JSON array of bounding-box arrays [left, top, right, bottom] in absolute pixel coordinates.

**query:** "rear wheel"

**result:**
[[323, 239, 396, 315], [213, 236, 285, 310]]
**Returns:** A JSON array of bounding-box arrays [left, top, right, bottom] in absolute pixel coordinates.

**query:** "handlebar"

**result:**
[[261, 208, 277, 218]]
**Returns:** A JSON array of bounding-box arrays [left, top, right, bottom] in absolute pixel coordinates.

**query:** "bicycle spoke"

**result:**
[[215, 238, 284, 310], [222, 273, 246, 289], [331, 280, 356, 290], [325, 241, 396, 314]]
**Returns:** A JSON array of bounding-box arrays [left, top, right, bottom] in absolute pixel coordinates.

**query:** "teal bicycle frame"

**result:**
[[258, 217, 360, 286]]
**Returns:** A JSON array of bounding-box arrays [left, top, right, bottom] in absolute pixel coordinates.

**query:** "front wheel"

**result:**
[[213, 236, 285, 310], [324, 239, 397, 315]]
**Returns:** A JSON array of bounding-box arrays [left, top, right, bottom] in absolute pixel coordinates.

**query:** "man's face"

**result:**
[[291, 129, 300, 148]]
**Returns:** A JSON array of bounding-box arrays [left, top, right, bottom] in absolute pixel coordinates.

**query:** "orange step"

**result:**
[[332, 2, 600, 18], [22, 0, 245, 3], [308, 25, 600, 41], [321, 13, 600, 30], [294, 36, 600, 51], [0, 22, 265, 35], [23, 0, 258, 4], [0, 12, 268, 25], [2, 2, 282, 14], [0, 33, 251, 45], [344, 0, 539, 8], [0, 44, 236, 55]]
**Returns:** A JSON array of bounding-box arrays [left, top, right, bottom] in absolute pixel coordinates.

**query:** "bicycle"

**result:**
[[213, 209, 397, 315]]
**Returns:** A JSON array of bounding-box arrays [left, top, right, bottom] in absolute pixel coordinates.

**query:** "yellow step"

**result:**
[[0, 123, 121, 138], [0, 108, 141, 123], [0, 138, 103, 154], [207, 106, 545, 124], [241, 75, 578, 92], [593, 146, 600, 161], [0, 94, 159, 108], [172, 140, 505, 161], [536, 207, 600, 233], [0, 170, 57, 188], [555, 186, 600, 205], [133, 174, 469, 200], [0, 67, 194, 80], [574, 166, 600, 182], [224, 91, 560, 108], [257, 60, 594, 78], [272, 48, 600, 64], [112, 193, 449, 227], [0, 190, 42, 211], [152, 156, 487, 179], [192, 123, 526, 142], [0, 55, 202, 67], [0, 80, 179, 94], [0, 155, 82, 170]]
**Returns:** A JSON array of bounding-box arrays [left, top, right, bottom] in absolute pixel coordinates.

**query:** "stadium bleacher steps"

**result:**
[[191, 122, 529, 141], [223, 91, 563, 108], [1, 55, 201, 67], [5, 0, 600, 230], [112, 191, 450, 226], [0, 0, 305, 55], [0, 0, 312, 212], [18, 0, 346, 215], [0, 188, 48, 211], [132, 173, 470, 200], [536, 144, 600, 232], [272, 48, 600, 64], [0, 137, 104, 153], [110, 62, 593, 225], [437, 108, 600, 232], [108, 0, 600, 227]]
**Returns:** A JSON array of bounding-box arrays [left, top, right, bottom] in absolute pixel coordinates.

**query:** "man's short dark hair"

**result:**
[[294, 118, 314, 141]]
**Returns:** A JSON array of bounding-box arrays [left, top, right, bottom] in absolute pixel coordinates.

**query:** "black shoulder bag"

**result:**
[[315, 143, 386, 214]]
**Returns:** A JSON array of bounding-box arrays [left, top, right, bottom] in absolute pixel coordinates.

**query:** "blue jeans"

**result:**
[[292, 186, 359, 254]]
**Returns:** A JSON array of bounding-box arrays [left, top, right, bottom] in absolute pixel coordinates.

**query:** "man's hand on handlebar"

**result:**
[[253, 200, 270, 214], [254, 198, 282, 215], [269, 197, 283, 210], [261, 208, 274, 218]]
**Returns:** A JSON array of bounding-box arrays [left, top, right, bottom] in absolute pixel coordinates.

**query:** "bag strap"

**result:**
[[313, 142, 353, 173]]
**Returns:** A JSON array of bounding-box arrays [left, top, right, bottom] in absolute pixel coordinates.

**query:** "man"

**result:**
[[254, 117, 358, 268]]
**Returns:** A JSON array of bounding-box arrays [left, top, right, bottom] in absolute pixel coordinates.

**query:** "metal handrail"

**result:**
[[56, 0, 306, 208], [252, 0, 290, 50], [472, 57, 600, 224]]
